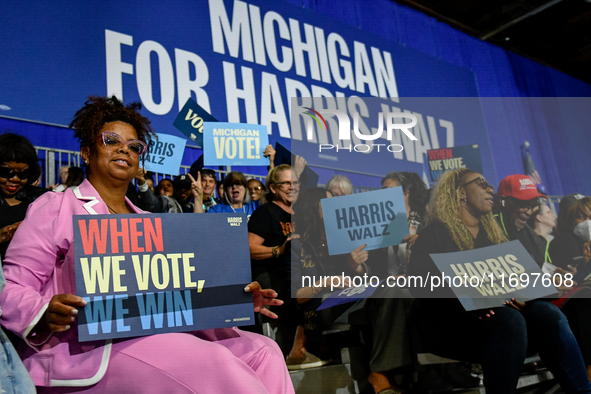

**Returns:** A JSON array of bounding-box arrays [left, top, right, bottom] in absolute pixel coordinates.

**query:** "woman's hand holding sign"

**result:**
[[263, 145, 276, 168], [348, 244, 369, 274], [244, 281, 284, 319], [41, 294, 87, 333]]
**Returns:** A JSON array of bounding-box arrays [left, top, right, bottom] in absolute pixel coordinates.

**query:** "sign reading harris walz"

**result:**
[[321, 187, 409, 256], [143, 133, 187, 176], [429, 240, 558, 311], [73, 213, 253, 342]]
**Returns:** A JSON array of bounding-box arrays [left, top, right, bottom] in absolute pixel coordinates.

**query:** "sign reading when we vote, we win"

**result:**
[[73, 213, 253, 342], [321, 187, 409, 256], [203, 122, 270, 166]]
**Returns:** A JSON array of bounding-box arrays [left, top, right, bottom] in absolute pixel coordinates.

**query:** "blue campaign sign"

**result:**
[[72, 213, 253, 342], [173, 98, 219, 148], [321, 188, 409, 256], [144, 133, 187, 176], [427, 144, 482, 182], [316, 282, 382, 311], [203, 122, 270, 166], [429, 240, 558, 311]]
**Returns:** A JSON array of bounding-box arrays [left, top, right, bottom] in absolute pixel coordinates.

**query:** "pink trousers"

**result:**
[[37, 328, 294, 394]]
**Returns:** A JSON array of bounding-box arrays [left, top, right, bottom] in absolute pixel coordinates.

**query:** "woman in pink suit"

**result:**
[[0, 96, 295, 394]]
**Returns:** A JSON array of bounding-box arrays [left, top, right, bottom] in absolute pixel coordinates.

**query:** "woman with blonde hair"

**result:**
[[409, 168, 591, 394], [248, 164, 299, 354]]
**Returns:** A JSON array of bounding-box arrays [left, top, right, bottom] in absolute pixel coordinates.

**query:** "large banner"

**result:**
[[0, 0, 492, 183], [73, 213, 253, 341]]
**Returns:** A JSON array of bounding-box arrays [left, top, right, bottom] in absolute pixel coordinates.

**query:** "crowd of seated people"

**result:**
[[2, 96, 591, 394]]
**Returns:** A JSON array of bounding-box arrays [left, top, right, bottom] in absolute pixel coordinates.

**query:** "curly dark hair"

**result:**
[[69, 96, 155, 155], [0, 133, 41, 185]]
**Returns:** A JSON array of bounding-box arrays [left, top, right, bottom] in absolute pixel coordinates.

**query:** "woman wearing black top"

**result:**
[[0, 133, 46, 260], [409, 168, 591, 394]]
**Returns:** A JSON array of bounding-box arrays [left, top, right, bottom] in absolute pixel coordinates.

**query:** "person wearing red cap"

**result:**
[[494, 174, 548, 264], [496, 175, 591, 382]]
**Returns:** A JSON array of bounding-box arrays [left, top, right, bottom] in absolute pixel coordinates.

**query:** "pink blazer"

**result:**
[[0, 180, 143, 387]]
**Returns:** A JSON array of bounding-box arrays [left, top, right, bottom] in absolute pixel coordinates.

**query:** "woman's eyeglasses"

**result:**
[[227, 182, 245, 189], [462, 177, 494, 192], [275, 181, 299, 188], [101, 132, 148, 157], [249, 186, 263, 192], [0, 167, 30, 180]]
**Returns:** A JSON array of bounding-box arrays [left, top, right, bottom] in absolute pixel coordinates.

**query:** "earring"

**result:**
[[460, 197, 467, 204]]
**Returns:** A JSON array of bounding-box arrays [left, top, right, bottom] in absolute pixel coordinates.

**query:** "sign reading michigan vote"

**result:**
[[203, 122, 270, 166], [321, 187, 409, 256], [73, 213, 253, 342], [429, 240, 558, 312]]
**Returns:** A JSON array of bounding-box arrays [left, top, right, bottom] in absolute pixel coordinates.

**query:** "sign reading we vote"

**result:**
[[427, 144, 482, 182], [429, 240, 558, 311], [73, 213, 253, 342], [321, 188, 409, 255], [173, 98, 219, 148], [203, 122, 270, 166]]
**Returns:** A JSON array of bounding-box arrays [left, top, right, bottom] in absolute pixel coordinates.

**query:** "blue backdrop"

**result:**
[[0, 0, 590, 194]]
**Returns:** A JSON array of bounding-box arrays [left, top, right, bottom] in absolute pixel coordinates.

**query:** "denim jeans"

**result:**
[[0, 326, 35, 394], [418, 300, 591, 394]]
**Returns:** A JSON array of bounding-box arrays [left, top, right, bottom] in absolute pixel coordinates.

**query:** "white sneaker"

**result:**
[[286, 351, 331, 370]]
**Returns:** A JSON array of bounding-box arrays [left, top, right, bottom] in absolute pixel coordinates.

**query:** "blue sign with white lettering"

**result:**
[[203, 122, 270, 166], [321, 188, 409, 255], [173, 98, 219, 148], [144, 133, 187, 176], [73, 213, 253, 342], [429, 240, 558, 311]]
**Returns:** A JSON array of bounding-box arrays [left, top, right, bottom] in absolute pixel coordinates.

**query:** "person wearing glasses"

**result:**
[[248, 178, 267, 203], [49, 165, 70, 192], [248, 164, 299, 354], [408, 168, 591, 394], [208, 171, 258, 220], [0, 133, 48, 260], [0, 96, 294, 393]]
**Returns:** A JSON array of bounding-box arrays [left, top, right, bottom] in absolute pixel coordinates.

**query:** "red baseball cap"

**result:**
[[497, 174, 547, 201]]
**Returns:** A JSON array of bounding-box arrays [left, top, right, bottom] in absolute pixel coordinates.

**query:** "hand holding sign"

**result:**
[[43, 294, 87, 333], [293, 155, 307, 178], [244, 281, 284, 319], [504, 298, 526, 312], [135, 167, 147, 186], [263, 144, 275, 164], [348, 244, 369, 273]]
